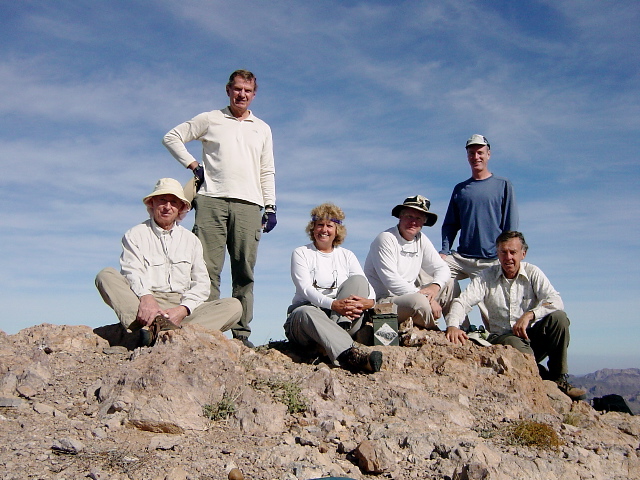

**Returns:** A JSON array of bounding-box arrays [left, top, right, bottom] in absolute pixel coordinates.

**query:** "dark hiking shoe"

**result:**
[[338, 347, 383, 373], [235, 336, 255, 348], [138, 328, 153, 347], [554, 374, 587, 401], [139, 316, 181, 348]]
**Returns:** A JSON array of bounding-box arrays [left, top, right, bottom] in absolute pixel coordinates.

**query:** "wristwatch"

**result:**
[[264, 204, 277, 213]]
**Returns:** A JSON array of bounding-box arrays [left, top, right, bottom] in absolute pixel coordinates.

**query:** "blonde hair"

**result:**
[[306, 203, 347, 247]]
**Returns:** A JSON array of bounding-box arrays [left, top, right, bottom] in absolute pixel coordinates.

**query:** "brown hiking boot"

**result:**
[[337, 347, 383, 373], [554, 374, 587, 401]]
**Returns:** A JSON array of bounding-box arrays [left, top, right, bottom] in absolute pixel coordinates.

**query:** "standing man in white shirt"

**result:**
[[95, 178, 242, 345], [445, 231, 586, 400], [162, 70, 276, 348], [364, 195, 451, 329]]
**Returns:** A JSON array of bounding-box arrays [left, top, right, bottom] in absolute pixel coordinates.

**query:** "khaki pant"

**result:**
[[95, 267, 242, 332], [379, 288, 445, 330], [440, 252, 499, 325]]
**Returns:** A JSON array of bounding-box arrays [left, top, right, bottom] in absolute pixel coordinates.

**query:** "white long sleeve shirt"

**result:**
[[120, 219, 210, 313], [162, 107, 275, 207], [290, 244, 375, 310], [446, 262, 564, 334], [363, 226, 450, 300]]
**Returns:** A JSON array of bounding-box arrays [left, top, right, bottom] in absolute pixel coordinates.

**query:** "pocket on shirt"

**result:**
[[171, 255, 193, 288]]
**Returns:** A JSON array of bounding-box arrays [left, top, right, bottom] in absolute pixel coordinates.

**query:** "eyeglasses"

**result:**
[[312, 270, 338, 290]]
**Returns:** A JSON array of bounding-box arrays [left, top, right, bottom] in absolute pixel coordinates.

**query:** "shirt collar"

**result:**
[[495, 262, 529, 282], [222, 106, 254, 121], [149, 218, 176, 237]]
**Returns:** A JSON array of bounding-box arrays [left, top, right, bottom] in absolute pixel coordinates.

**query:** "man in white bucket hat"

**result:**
[[95, 178, 242, 345]]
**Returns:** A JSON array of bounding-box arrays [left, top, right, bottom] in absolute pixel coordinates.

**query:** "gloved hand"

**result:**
[[262, 211, 277, 233], [193, 164, 205, 190]]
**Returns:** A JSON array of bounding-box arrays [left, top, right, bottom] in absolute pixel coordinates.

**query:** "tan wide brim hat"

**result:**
[[142, 178, 191, 210], [391, 194, 438, 227]]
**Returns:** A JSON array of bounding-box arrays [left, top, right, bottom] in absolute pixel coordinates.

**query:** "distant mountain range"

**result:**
[[569, 368, 640, 414]]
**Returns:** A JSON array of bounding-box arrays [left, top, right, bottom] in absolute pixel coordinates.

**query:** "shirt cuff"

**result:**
[[181, 299, 200, 315]]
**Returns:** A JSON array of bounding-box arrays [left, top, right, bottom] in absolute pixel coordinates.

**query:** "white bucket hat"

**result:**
[[142, 178, 191, 210]]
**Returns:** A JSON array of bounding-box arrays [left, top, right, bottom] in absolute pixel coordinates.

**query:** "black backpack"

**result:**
[[592, 394, 633, 415]]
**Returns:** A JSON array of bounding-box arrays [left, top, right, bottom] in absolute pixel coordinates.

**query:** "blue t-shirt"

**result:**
[[440, 175, 518, 259]]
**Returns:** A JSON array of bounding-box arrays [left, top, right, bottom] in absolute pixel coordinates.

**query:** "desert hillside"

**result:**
[[0, 323, 638, 480]]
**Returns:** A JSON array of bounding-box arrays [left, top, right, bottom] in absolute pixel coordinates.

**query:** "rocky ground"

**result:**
[[0, 323, 639, 480]]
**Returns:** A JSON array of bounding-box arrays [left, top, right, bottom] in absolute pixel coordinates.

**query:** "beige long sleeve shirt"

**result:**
[[446, 262, 564, 334], [163, 107, 275, 207], [120, 219, 210, 313]]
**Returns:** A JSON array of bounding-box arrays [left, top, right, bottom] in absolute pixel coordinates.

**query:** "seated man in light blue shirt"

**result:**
[[445, 231, 585, 401]]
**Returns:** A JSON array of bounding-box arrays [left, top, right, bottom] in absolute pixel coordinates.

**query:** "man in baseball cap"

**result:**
[[364, 195, 450, 329], [95, 178, 241, 346], [439, 134, 519, 325]]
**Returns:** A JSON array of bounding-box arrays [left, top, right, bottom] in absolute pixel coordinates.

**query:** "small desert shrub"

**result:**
[[203, 392, 237, 421], [253, 378, 308, 414], [563, 412, 582, 427], [504, 420, 562, 450]]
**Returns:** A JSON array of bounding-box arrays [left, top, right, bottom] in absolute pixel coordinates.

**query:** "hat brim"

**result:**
[[183, 177, 196, 210], [391, 205, 438, 227], [143, 189, 191, 210]]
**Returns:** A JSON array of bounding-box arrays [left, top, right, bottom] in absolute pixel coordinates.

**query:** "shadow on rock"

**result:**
[[93, 323, 139, 350]]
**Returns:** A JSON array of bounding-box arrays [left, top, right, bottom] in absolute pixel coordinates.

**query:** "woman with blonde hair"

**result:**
[[284, 203, 382, 373]]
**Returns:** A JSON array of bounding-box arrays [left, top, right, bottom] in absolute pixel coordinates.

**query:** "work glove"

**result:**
[[262, 205, 277, 233], [193, 164, 205, 191]]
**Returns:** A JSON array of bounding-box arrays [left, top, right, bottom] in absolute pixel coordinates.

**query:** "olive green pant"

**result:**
[[192, 195, 262, 338], [489, 310, 571, 378]]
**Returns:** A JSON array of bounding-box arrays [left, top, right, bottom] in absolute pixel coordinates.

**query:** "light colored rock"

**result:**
[[51, 437, 84, 454]]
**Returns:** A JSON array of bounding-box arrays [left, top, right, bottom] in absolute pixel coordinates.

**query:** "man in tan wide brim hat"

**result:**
[[364, 195, 450, 330], [95, 178, 241, 346]]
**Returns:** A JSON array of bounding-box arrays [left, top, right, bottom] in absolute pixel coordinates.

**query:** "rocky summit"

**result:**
[[0, 323, 638, 480]]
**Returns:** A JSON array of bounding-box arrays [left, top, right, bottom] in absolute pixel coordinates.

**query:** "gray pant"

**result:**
[[489, 311, 571, 378], [192, 195, 262, 338], [95, 267, 242, 332], [284, 275, 369, 363]]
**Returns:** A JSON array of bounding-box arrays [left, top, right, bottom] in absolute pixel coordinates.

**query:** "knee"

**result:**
[[95, 267, 119, 287], [289, 305, 319, 323], [413, 294, 431, 312], [546, 310, 570, 329], [497, 335, 533, 354], [348, 275, 368, 289]]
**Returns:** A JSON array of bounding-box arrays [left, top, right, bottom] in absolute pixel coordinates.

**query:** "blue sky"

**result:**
[[1, 0, 638, 374]]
